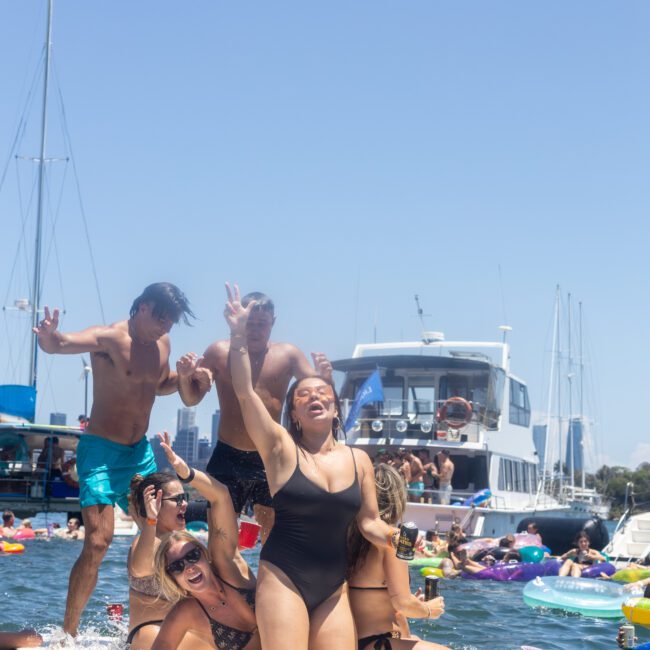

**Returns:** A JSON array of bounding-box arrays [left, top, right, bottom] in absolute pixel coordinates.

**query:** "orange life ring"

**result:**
[[0, 541, 25, 554], [438, 397, 473, 429], [62, 457, 79, 489]]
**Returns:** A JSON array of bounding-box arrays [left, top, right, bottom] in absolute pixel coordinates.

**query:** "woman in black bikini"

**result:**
[[127, 468, 195, 649], [153, 530, 259, 650], [348, 463, 448, 650], [558, 531, 605, 577], [135, 432, 259, 650], [224, 283, 401, 649]]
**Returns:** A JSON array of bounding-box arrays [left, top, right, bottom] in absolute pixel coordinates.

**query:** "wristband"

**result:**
[[146, 518, 158, 526], [177, 467, 195, 484]]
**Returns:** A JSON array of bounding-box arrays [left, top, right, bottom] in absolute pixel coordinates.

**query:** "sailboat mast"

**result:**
[[28, 0, 54, 389], [556, 288, 563, 495], [535, 287, 559, 507], [579, 301, 585, 491], [567, 292, 575, 493]]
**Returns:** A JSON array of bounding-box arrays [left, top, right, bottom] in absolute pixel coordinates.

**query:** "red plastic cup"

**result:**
[[106, 603, 123, 622], [238, 519, 261, 549]]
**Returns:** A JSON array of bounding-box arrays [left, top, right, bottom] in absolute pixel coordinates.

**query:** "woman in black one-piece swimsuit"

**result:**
[[224, 283, 402, 650]]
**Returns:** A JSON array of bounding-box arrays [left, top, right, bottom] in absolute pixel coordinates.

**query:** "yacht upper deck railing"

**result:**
[[342, 398, 495, 444]]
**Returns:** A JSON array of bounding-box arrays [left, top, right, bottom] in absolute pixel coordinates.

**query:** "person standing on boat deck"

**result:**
[[405, 450, 425, 502], [177, 290, 332, 542], [33, 282, 199, 636], [435, 450, 454, 505], [223, 283, 401, 650]]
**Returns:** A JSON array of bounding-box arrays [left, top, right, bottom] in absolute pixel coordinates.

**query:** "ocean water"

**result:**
[[1, 515, 647, 650]]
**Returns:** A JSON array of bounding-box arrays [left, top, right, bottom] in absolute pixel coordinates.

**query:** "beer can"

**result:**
[[425, 575, 439, 600], [395, 522, 418, 561], [621, 624, 635, 649], [106, 603, 123, 622]]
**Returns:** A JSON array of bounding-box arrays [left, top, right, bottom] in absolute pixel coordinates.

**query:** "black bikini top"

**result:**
[[195, 581, 256, 650]]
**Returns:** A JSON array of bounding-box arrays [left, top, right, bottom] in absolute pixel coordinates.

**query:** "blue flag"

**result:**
[[344, 369, 384, 432]]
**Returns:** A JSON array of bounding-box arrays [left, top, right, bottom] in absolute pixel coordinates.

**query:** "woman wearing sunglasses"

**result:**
[[149, 433, 260, 650], [128, 432, 255, 649], [223, 284, 399, 650]]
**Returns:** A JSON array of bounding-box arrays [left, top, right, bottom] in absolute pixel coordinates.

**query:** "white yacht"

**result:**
[[334, 332, 579, 538]]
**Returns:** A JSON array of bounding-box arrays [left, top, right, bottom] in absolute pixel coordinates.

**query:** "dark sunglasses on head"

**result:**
[[161, 493, 188, 507], [165, 545, 202, 575]]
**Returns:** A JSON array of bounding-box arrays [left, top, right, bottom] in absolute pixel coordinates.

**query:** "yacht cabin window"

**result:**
[[509, 378, 531, 427]]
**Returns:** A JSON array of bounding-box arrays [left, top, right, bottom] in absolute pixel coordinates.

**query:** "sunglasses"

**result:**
[[165, 545, 202, 575], [161, 493, 188, 507]]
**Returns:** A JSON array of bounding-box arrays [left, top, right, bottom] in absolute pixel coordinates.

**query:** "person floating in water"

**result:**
[[177, 289, 331, 542], [34, 282, 198, 636], [558, 531, 605, 577]]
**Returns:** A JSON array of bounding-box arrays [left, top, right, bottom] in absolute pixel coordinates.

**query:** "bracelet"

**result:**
[[146, 518, 158, 526], [177, 467, 195, 484]]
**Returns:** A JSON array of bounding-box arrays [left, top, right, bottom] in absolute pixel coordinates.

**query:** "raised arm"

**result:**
[[33, 306, 106, 355], [177, 352, 213, 406], [128, 484, 162, 577], [290, 349, 334, 383], [354, 449, 400, 550], [224, 283, 286, 459], [157, 432, 254, 587]]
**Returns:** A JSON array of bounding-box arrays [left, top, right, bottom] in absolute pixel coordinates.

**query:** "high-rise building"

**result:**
[[151, 435, 173, 471], [195, 437, 212, 471], [211, 410, 220, 447], [177, 407, 196, 433], [173, 426, 199, 465], [532, 424, 547, 472], [49, 412, 67, 426], [565, 418, 584, 473]]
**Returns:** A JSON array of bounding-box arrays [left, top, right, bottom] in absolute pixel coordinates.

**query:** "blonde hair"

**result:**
[[154, 530, 210, 604], [347, 463, 407, 576]]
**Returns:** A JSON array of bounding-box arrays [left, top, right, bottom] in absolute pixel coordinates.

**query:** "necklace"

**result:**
[[207, 576, 228, 610]]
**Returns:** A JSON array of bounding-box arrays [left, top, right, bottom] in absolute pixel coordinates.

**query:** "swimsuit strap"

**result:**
[[349, 585, 387, 590], [195, 597, 212, 620], [350, 446, 358, 479]]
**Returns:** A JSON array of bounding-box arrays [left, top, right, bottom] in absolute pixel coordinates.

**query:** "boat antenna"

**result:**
[[414, 295, 428, 329], [28, 0, 54, 389]]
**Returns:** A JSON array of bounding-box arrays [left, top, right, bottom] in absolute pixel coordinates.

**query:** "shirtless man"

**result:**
[[405, 450, 425, 502], [436, 449, 455, 505], [37, 436, 65, 479], [33, 282, 195, 635], [177, 290, 331, 540], [1, 510, 16, 537]]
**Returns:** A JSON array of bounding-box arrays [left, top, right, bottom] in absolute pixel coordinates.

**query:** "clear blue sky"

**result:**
[[1, 1, 648, 469]]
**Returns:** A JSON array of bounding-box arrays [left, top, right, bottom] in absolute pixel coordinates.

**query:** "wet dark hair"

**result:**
[[574, 531, 590, 545], [2, 510, 14, 523], [129, 472, 179, 517], [242, 291, 274, 315], [130, 283, 194, 325], [498, 534, 515, 548], [283, 377, 344, 442]]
